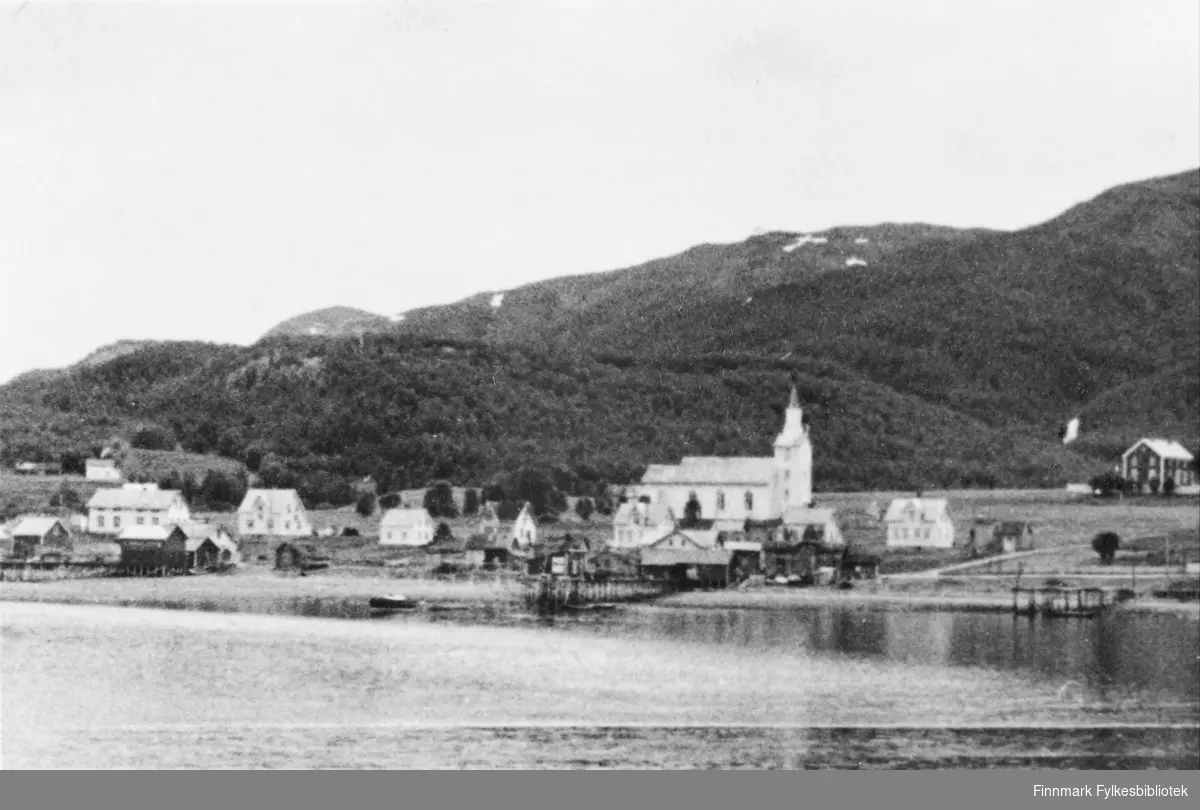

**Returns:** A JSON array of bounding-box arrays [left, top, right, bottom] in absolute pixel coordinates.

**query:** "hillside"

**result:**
[[262, 306, 395, 340], [391, 169, 1200, 437], [1, 169, 1196, 495]]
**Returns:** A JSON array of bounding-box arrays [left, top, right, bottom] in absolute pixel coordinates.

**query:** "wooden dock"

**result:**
[[521, 576, 675, 609], [1011, 585, 1110, 618]]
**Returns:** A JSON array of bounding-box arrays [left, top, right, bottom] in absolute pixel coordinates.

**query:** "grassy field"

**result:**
[[0, 472, 119, 521]]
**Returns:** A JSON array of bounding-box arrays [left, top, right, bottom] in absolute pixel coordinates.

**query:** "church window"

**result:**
[[716, 492, 725, 511], [785, 470, 791, 481], [744, 492, 754, 511]]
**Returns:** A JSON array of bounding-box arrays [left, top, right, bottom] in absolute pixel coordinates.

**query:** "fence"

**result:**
[[0, 560, 117, 582]]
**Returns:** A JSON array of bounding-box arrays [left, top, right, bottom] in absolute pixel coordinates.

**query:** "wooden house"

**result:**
[[176, 522, 239, 569], [639, 546, 732, 589], [8, 516, 72, 560], [85, 458, 123, 482], [992, 521, 1035, 554], [379, 508, 435, 546], [87, 483, 191, 535], [611, 501, 676, 549], [526, 535, 591, 577], [884, 498, 955, 549], [588, 548, 641, 580], [115, 525, 188, 575], [237, 489, 312, 538], [1121, 439, 1197, 494], [464, 535, 523, 569], [782, 507, 845, 547]]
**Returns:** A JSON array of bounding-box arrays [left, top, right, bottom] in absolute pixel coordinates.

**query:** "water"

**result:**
[[2, 600, 1197, 768]]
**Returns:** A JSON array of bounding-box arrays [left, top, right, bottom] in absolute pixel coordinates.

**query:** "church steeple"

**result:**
[[776, 383, 807, 447], [788, 383, 800, 410], [774, 381, 813, 512]]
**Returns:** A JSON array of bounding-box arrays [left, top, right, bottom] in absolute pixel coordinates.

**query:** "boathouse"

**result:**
[[639, 546, 732, 589], [8, 516, 73, 560], [115, 524, 188, 575]]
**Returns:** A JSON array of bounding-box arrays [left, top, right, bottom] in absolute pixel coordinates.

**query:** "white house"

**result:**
[[1121, 439, 1197, 494], [884, 498, 955, 549], [629, 386, 813, 523], [236, 489, 312, 537], [86, 483, 191, 535], [783, 506, 845, 548], [379, 508, 435, 547], [506, 503, 539, 549], [85, 458, 123, 483], [611, 501, 677, 549]]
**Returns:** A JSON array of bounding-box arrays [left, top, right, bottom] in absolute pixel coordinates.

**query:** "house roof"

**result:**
[[994, 521, 1032, 536], [783, 507, 837, 526], [641, 547, 733, 567], [175, 521, 237, 552], [1125, 439, 1194, 462], [648, 528, 718, 550], [88, 484, 184, 511], [884, 498, 950, 523], [117, 525, 178, 542], [238, 489, 305, 514], [640, 457, 776, 485], [9, 516, 67, 539], [380, 508, 433, 529], [86, 458, 118, 468]]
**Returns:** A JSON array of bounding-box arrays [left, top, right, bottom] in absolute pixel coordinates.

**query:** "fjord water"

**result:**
[[1, 601, 1196, 769]]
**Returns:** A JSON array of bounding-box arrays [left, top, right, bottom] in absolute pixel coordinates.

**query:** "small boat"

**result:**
[[564, 603, 618, 613], [368, 595, 421, 611], [425, 602, 472, 613], [1039, 604, 1108, 619]]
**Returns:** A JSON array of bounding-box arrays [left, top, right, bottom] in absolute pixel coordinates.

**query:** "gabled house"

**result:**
[[526, 535, 591, 577], [884, 498, 955, 549], [87, 483, 191, 535], [992, 521, 1035, 554], [236, 489, 312, 537], [782, 507, 845, 548], [510, 502, 539, 549], [379, 508, 435, 547], [115, 524, 188, 574], [611, 501, 676, 548], [176, 521, 240, 568], [8, 516, 72, 560], [1121, 439, 1197, 494], [85, 458, 123, 483]]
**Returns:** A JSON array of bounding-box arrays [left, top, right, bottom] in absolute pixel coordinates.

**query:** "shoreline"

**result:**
[[1, 567, 1196, 619]]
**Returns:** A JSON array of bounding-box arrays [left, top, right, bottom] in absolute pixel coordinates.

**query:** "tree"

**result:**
[[48, 484, 84, 511], [1092, 532, 1120, 565], [1163, 477, 1176, 497], [379, 492, 401, 510], [1149, 477, 1161, 495], [423, 480, 458, 518], [1088, 471, 1125, 498], [574, 497, 594, 521], [463, 488, 479, 516], [682, 494, 702, 528], [355, 491, 376, 518], [60, 451, 86, 476], [434, 521, 453, 543]]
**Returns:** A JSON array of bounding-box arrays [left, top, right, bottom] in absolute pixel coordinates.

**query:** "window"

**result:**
[[114, 517, 121, 528], [744, 492, 753, 511], [97, 516, 105, 528], [268, 521, 274, 531], [785, 469, 791, 481], [284, 521, 291, 530], [136, 516, 145, 526], [387, 531, 392, 541], [152, 517, 159, 526], [716, 492, 725, 511], [900, 528, 908, 540]]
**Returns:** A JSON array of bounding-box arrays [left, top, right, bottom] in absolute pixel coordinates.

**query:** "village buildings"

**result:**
[[236, 489, 312, 537], [884, 497, 955, 548], [114, 524, 189, 574], [87, 483, 191, 535], [379, 508, 435, 546], [611, 501, 676, 548], [1121, 439, 1197, 494], [629, 386, 813, 523], [175, 521, 240, 568]]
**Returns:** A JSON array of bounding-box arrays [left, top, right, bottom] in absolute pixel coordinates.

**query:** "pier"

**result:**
[[1011, 585, 1110, 618]]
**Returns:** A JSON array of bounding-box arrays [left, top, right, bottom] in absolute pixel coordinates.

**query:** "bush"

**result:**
[[1092, 532, 1120, 565], [1163, 477, 1176, 497], [574, 497, 594, 520], [379, 493, 401, 510], [355, 492, 376, 518], [1088, 472, 1125, 498]]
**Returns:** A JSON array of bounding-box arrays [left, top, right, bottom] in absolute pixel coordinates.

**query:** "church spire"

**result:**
[[788, 383, 800, 410]]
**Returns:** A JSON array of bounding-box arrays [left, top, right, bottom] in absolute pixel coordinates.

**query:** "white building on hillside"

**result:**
[[884, 498, 955, 549], [379, 508, 435, 546], [236, 489, 312, 537], [85, 458, 123, 482], [630, 386, 813, 523], [87, 483, 191, 535]]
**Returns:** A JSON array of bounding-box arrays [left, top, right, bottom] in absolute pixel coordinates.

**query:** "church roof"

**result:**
[[641, 457, 776, 485]]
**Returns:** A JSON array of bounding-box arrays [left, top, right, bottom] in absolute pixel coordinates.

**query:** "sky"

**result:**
[[1, 0, 1198, 383]]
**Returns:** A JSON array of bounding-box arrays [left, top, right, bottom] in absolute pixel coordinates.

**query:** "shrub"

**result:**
[[1092, 532, 1120, 565], [574, 497, 594, 520], [355, 492, 376, 518]]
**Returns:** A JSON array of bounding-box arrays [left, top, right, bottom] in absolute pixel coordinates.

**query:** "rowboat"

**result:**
[[368, 595, 421, 611]]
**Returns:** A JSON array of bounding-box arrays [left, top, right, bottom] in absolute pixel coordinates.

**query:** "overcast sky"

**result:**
[[2, 0, 1198, 383]]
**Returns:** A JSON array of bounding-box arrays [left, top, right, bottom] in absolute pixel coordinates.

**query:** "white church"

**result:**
[[627, 385, 817, 525]]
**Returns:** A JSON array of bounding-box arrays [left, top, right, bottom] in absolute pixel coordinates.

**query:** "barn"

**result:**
[[115, 525, 188, 575], [8, 516, 73, 560]]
